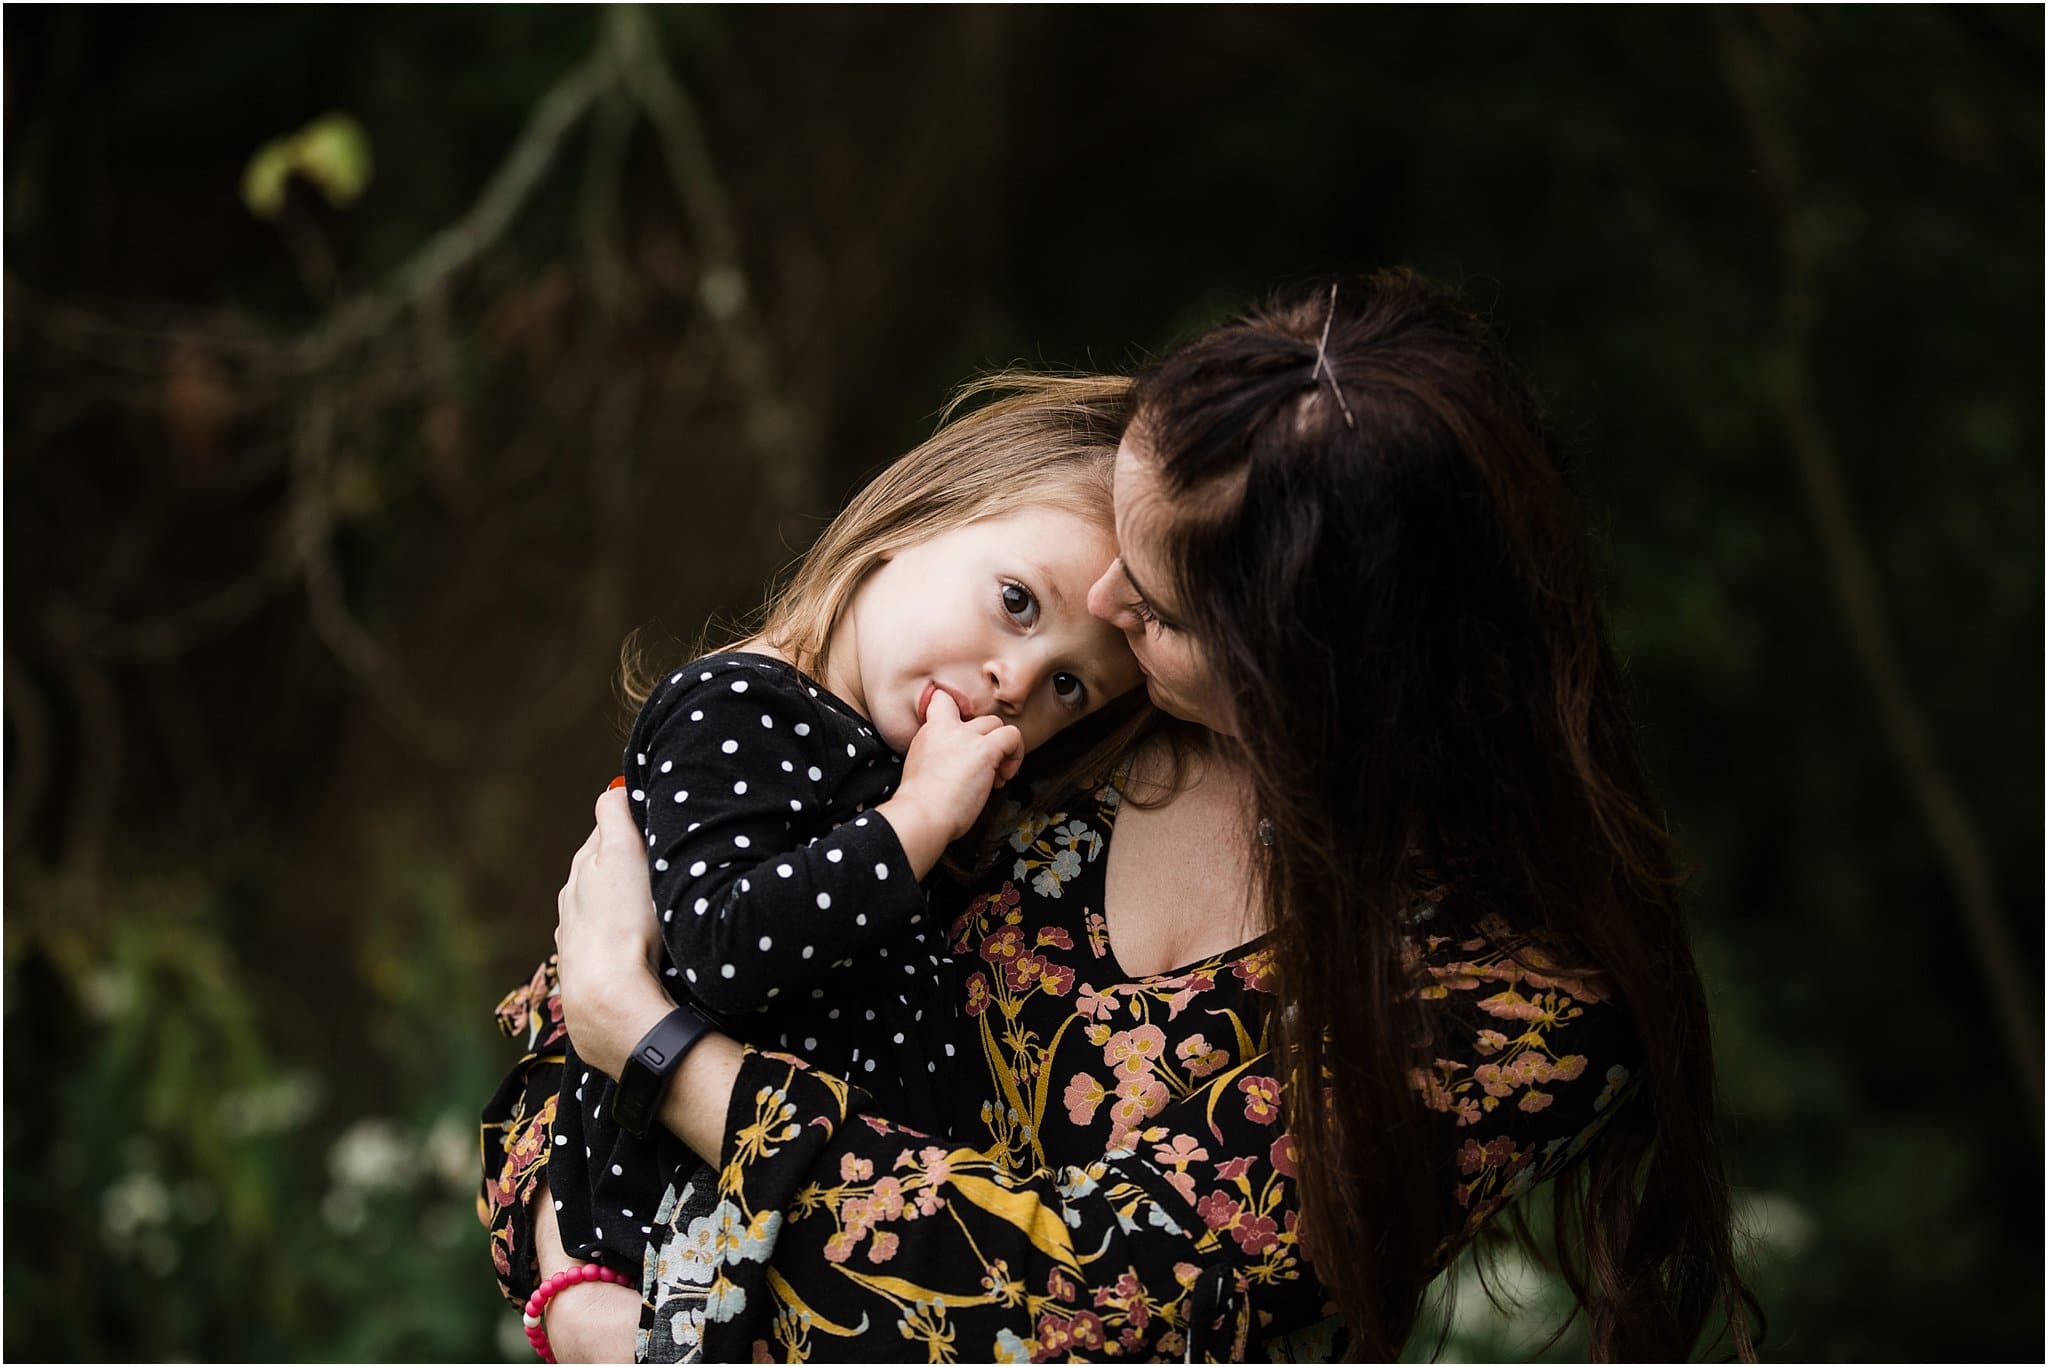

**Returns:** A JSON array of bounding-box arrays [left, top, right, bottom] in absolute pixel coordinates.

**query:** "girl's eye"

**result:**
[[1052, 672, 1087, 709], [1001, 582, 1039, 628], [1129, 596, 1167, 632]]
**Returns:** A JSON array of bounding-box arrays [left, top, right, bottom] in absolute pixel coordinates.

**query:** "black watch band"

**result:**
[[611, 1005, 715, 1140]]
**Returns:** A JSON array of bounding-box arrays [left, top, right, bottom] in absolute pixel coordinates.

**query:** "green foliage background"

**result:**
[[4, 6, 2040, 1361]]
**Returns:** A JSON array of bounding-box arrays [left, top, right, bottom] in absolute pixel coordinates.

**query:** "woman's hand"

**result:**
[[554, 785, 747, 1165], [554, 787, 681, 1081]]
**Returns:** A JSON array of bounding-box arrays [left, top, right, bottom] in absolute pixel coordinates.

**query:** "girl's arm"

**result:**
[[627, 660, 929, 1016]]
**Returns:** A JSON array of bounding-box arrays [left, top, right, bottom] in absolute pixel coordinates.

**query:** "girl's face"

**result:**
[[1085, 437, 1237, 737], [830, 506, 1142, 756]]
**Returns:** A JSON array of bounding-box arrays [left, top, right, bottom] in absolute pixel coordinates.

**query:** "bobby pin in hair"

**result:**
[[1309, 281, 1358, 430]]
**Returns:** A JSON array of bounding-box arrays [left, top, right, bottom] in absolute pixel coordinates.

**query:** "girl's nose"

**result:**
[[985, 655, 1039, 717]]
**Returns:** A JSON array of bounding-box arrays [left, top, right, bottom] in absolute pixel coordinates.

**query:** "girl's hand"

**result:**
[[877, 689, 1024, 877], [555, 787, 678, 1082]]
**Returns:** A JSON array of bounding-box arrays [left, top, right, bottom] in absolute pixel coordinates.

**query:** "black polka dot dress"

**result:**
[[548, 652, 955, 1286]]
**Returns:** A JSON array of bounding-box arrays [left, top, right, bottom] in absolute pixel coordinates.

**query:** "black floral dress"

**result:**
[[482, 778, 1642, 1362]]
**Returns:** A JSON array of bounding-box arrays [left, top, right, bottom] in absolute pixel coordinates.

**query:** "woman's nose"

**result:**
[[1085, 560, 1124, 625]]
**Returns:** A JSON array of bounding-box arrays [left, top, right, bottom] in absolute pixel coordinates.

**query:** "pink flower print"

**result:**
[[1084, 910, 1110, 959], [1154, 1133, 1210, 1167], [1231, 1210, 1281, 1255], [1074, 984, 1119, 1021], [1176, 1032, 1229, 1078], [1036, 926, 1073, 950], [868, 1230, 900, 1263], [1477, 988, 1547, 1022], [871, 1176, 906, 1219], [1038, 961, 1075, 996], [918, 1146, 953, 1184], [1109, 1072, 1169, 1136], [1165, 1169, 1197, 1205], [1552, 1053, 1588, 1082], [1237, 1074, 1282, 1125], [840, 1195, 876, 1237], [1269, 1132, 1298, 1178], [1409, 1067, 1456, 1113], [1473, 1063, 1515, 1098], [840, 1153, 874, 1183], [1069, 1311, 1106, 1350], [1429, 962, 1483, 992], [823, 1230, 857, 1263], [964, 972, 992, 1018], [1518, 1090, 1555, 1113], [1195, 1189, 1241, 1231], [1213, 1155, 1255, 1181], [1064, 1072, 1107, 1127], [914, 1185, 943, 1217], [1474, 1029, 1510, 1055], [1104, 1024, 1168, 1076]]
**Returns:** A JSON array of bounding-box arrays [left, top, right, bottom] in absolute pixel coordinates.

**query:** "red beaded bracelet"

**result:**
[[522, 1262, 635, 1363]]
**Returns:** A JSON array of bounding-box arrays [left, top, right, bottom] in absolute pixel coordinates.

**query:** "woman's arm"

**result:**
[[555, 788, 1256, 1361], [529, 1179, 641, 1363], [552, 787, 746, 1167]]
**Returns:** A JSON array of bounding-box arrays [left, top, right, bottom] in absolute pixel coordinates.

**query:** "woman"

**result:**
[[488, 270, 1757, 1361]]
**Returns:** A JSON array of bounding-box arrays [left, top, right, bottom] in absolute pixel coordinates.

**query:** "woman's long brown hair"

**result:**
[[1127, 271, 1759, 1360]]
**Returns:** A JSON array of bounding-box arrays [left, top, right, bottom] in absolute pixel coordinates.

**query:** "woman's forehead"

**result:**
[[1110, 441, 1168, 541]]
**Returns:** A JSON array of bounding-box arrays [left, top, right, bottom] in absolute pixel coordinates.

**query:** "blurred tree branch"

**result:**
[[1717, 14, 2042, 1124], [6, 4, 829, 858]]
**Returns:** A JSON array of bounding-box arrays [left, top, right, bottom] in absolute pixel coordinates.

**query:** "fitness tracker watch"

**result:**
[[611, 1005, 716, 1140]]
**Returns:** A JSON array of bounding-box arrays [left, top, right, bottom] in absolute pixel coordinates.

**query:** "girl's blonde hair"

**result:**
[[622, 371, 1157, 815]]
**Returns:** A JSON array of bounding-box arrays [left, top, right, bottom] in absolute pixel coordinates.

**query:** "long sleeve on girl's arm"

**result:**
[[626, 656, 926, 1017]]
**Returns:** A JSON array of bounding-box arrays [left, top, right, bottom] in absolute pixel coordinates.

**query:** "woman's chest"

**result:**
[[947, 789, 1280, 1173]]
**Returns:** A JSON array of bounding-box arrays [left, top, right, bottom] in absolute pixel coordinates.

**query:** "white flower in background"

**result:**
[[423, 1111, 475, 1193], [78, 968, 138, 1022], [101, 1171, 173, 1246], [219, 1072, 323, 1139], [329, 1117, 413, 1192]]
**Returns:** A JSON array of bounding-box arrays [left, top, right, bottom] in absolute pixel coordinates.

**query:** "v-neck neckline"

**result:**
[[1090, 777, 1274, 984]]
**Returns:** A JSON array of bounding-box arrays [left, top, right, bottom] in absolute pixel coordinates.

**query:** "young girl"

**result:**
[[483, 375, 1145, 1358]]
